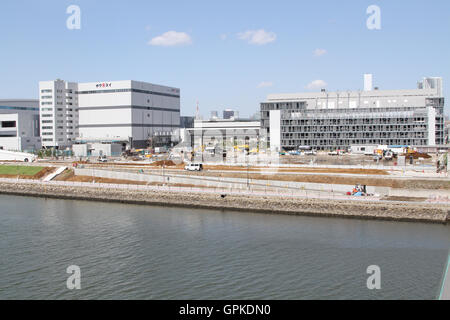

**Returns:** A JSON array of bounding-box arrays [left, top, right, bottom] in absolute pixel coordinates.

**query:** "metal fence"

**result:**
[[0, 177, 379, 202], [1, 177, 448, 203]]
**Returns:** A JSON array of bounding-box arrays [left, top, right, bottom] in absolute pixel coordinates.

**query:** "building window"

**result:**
[[1, 121, 16, 128]]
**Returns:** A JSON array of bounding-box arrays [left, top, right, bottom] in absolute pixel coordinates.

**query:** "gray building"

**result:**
[[0, 100, 41, 152], [180, 116, 195, 128], [261, 75, 445, 151], [445, 119, 450, 144], [223, 109, 239, 120]]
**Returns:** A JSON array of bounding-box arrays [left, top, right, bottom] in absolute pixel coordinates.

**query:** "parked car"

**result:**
[[184, 163, 203, 171], [304, 150, 317, 156], [98, 155, 108, 163], [384, 150, 394, 161], [373, 154, 383, 162]]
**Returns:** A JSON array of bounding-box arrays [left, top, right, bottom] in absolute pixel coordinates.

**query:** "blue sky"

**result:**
[[0, 0, 449, 117]]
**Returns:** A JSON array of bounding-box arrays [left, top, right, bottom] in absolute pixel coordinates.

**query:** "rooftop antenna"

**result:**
[[195, 100, 200, 120]]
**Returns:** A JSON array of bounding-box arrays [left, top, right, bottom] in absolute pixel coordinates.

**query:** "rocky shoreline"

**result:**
[[0, 181, 449, 224]]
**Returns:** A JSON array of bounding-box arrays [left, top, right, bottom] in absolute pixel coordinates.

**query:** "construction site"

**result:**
[[0, 141, 448, 225], [0, 145, 446, 202]]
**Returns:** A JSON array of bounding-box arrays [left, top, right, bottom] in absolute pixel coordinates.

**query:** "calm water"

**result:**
[[0, 194, 449, 300]]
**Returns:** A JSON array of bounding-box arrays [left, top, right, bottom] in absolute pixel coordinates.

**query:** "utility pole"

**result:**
[[246, 151, 250, 190]]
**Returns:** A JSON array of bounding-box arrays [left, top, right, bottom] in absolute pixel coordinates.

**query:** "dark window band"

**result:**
[[78, 123, 180, 128], [77, 88, 180, 98], [0, 106, 39, 111], [79, 105, 179, 112]]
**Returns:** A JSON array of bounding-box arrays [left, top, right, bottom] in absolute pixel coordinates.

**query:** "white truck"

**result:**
[[0, 150, 37, 162], [184, 163, 203, 171], [350, 145, 377, 155], [154, 147, 168, 154], [98, 155, 108, 163]]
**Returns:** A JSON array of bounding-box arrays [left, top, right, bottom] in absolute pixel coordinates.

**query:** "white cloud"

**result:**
[[306, 80, 327, 90], [257, 81, 274, 88], [237, 29, 277, 45], [148, 31, 192, 47], [220, 34, 227, 40], [313, 48, 327, 57]]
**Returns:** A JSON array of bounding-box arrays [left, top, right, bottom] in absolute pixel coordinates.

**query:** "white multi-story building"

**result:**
[[261, 75, 445, 151], [40, 79, 180, 150], [0, 100, 41, 151], [76, 80, 180, 148], [39, 79, 79, 149], [185, 118, 262, 151]]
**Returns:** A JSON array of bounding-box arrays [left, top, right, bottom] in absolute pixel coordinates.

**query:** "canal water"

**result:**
[[0, 194, 448, 300]]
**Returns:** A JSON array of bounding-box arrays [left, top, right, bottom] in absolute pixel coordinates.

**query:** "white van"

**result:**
[[184, 163, 203, 171], [0, 150, 36, 162]]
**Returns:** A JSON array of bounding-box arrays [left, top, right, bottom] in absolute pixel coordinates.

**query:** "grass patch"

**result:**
[[0, 165, 45, 176]]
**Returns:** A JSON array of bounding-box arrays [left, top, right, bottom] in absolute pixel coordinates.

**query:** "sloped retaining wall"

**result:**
[[0, 180, 448, 224]]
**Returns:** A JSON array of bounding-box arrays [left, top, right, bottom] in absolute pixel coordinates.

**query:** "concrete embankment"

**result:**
[[0, 181, 448, 224]]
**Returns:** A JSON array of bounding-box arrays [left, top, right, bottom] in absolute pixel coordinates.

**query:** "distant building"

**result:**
[[250, 112, 261, 121], [223, 109, 239, 120], [186, 118, 262, 152], [0, 100, 41, 152], [39, 79, 78, 149], [77, 80, 180, 149], [444, 120, 450, 144], [40, 79, 181, 150], [180, 116, 195, 128], [210, 111, 219, 119], [261, 75, 445, 151]]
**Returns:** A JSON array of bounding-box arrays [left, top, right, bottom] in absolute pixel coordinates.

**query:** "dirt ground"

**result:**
[[193, 171, 450, 190], [55, 169, 148, 185], [73, 162, 389, 175], [280, 153, 433, 166], [60, 163, 448, 190], [380, 196, 428, 202], [204, 165, 389, 175], [71, 160, 183, 168], [56, 169, 206, 188]]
